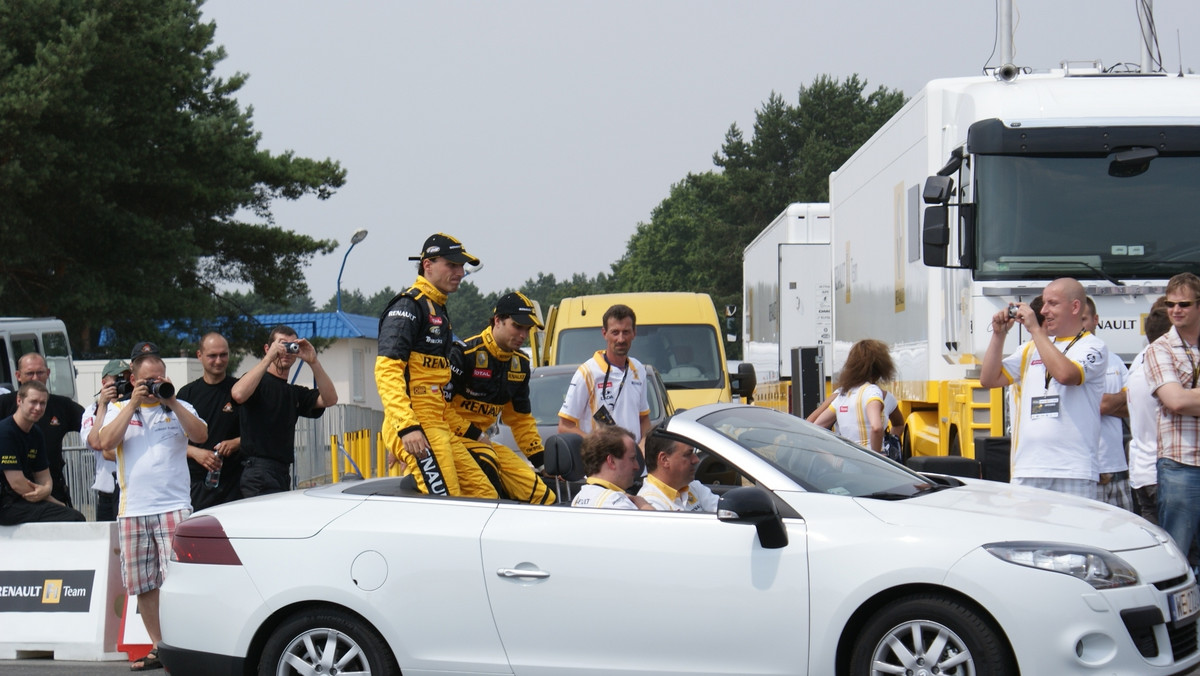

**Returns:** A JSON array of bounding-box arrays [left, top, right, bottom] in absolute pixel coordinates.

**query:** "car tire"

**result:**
[[849, 593, 1014, 676], [258, 607, 399, 676]]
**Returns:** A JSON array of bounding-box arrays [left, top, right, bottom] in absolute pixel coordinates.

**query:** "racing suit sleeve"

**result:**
[[375, 297, 424, 439], [502, 374, 544, 467], [444, 341, 484, 441]]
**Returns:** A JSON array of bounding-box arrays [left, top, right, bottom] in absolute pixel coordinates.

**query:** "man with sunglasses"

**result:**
[[980, 277, 1107, 499], [1145, 272, 1200, 561]]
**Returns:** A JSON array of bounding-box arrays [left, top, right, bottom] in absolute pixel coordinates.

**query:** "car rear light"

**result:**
[[171, 515, 242, 565]]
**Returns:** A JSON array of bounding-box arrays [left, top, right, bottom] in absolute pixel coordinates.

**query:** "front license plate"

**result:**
[[1170, 585, 1200, 622]]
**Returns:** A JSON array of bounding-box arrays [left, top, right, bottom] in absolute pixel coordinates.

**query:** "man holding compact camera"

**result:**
[[232, 325, 337, 497], [95, 341, 207, 670], [980, 278, 1107, 498]]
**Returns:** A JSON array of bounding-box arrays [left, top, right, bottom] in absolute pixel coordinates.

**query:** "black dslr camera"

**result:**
[[113, 373, 134, 400]]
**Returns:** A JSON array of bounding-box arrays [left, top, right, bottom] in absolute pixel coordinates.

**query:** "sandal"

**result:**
[[131, 650, 163, 671]]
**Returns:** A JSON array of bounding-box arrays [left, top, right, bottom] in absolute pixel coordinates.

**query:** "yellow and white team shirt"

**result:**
[[830, 383, 885, 448], [571, 477, 640, 509], [1000, 333, 1107, 480], [637, 473, 718, 512], [559, 351, 650, 442]]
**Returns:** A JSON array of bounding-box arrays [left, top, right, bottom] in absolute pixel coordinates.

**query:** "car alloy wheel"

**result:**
[[850, 594, 1014, 676], [260, 608, 398, 676]]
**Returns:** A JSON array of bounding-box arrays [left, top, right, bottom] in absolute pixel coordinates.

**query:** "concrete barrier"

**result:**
[[0, 521, 126, 661]]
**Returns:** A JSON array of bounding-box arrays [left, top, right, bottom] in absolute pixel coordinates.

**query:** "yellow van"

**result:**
[[536, 292, 755, 410]]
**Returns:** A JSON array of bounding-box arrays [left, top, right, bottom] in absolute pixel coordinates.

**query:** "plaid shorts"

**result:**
[[1098, 477, 1135, 512], [119, 508, 190, 595], [1012, 477, 1099, 500]]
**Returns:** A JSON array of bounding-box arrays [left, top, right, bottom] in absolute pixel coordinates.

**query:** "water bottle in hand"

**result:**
[[205, 450, 222, 489]]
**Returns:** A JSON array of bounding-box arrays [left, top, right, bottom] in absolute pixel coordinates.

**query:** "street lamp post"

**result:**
[[336, 228, 369, 313]]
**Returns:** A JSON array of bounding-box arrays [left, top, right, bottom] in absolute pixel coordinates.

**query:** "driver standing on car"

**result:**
[[638, 425, 718, 512], [376, 233, 496, 498], [572, 425, 654, 510], [445, 292, 555, 504]]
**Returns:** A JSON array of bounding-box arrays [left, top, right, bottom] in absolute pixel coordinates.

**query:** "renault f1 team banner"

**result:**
[[0, 570, 95, 612]]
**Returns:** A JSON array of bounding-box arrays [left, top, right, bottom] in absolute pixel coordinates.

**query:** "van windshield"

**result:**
[[556, 324, 724, 390]]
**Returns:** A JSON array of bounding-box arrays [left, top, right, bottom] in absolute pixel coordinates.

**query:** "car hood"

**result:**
[[853, 479, 1170, 552]]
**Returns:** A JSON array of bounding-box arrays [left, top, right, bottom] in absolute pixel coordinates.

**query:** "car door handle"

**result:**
[[496, 568, 550, 579]]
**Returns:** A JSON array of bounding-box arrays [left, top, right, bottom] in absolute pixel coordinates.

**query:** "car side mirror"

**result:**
[[717, 486, 788, 549], [730, 362, 757, 399]]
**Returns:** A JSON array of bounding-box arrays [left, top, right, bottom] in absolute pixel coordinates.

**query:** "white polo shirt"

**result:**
[[104, 400, 200, 518], [1127, 348, 1159, 489], [638, 473, 718, 512], [571, 478, 639, 509], [559, 351, 650, 441]]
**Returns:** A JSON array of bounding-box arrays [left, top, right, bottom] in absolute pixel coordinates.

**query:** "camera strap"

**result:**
[[601, 355, 630, 409]]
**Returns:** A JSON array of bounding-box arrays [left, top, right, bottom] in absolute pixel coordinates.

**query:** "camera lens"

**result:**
[[148, 381, 175, 399], [285, 342, 301, 354]]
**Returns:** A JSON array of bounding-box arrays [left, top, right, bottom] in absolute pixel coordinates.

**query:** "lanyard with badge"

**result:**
[[1182, 338, 1200, 389], [592, 355, 629, 426], [1030, 330, 1084, 420]]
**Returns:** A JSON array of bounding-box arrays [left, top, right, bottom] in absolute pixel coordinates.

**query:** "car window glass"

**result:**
[[697, 407, 932, 498]]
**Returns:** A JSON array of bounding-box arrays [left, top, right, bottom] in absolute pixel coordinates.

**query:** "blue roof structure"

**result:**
[[254, 312, 378, 340]]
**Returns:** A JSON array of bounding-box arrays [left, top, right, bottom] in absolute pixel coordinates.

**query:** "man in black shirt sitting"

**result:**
[[0, 353, 84, 508], [0, 381, 85, 524]]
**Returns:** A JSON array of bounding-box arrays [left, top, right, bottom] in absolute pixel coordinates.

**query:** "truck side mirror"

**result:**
[[922, 175, 954, 205], [922, 205, 950, 267], [730, 362, 757, 400]]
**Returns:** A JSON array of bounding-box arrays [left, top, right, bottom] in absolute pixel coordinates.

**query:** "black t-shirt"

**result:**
[[177, 376, 241, 481], [239, 372, 324, 464], [0, 392, 83, 475], [0, 416, 47, 500]]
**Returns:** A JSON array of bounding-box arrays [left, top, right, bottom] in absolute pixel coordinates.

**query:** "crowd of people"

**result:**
[[8, 230, 1200, 665]]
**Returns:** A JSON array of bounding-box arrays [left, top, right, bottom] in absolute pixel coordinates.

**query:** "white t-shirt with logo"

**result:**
[[571, 478, 639, 509], [104, 400, 200, 517], [1001, 333, 1107, 481], [638, 473, 718, 512], [829, 383, 885, 447], [559, 351, 650, 441]]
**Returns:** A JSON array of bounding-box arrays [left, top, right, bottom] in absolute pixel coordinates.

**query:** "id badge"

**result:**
[[1030, 395, 1060, 419]]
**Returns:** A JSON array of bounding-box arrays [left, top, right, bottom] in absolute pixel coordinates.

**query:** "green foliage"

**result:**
[[0, 0, 346, 356], [317, 287, 400, 317], [612, 74, 905, 358]]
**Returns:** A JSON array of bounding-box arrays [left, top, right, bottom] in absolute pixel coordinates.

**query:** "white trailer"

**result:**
[[742, 203, 831, 391], [830, 66, 1200, 458]]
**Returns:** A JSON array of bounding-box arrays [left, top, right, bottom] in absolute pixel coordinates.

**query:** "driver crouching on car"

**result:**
[[571, 426, 655, 510]]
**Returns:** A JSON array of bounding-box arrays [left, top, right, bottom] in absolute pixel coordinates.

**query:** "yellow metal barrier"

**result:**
[[750, 381, 791, 413], [330, 429, 380, 482]]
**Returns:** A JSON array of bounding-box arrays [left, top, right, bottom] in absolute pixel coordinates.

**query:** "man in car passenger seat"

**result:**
[[571, 425, 654, 510], [445, 292, 555, 504], [375, 233, 497, 498], [638, 424, 718, 512]]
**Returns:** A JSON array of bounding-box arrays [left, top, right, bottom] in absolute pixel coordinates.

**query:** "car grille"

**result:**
[[1169, 619, 1199, 660]]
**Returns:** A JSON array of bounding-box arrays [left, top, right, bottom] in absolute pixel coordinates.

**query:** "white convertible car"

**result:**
[[158, 404, 1200, 676]]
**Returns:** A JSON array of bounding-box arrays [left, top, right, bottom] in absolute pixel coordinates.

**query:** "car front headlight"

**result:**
[[984, 541, 1138, 589]]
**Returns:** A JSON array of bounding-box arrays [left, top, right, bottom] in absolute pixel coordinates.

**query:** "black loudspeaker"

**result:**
[[978, 437, 1011, 483]]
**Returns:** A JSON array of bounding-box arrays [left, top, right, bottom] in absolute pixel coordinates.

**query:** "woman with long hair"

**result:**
[[810, 339, 898, 452]]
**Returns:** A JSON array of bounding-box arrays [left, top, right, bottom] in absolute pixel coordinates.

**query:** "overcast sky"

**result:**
[[200, 0, 1200, 304]]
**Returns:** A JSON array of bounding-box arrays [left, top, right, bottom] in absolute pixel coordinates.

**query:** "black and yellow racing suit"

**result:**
[[375, 277, 496, 497], [446, 326, 556, 504]]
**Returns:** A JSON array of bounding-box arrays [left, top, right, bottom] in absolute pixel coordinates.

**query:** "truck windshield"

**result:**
[[974, 153, 1200, 281], [556, 324, 724, 390]]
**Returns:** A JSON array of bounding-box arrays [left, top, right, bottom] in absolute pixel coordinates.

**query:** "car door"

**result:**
[[480, 501, 809, 675]]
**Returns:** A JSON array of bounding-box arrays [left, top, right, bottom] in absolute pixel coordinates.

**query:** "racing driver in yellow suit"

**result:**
[[446, 292, 556, 504], [375, 233, 496, 497]]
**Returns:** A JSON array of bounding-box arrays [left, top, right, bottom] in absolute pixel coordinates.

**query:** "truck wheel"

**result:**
[[948, 428, 962, 456], [901, 427, 913, 461], [849, 593, 1013, 676], [258, 608, 399, 676]]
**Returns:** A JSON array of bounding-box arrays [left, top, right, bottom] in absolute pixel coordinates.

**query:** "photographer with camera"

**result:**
[[231, 325, 336, 497], [95, 342, 207, 670], [558, 304, 652, 445], [979, 278, 1107, 499], [81, 359, 131, 521]]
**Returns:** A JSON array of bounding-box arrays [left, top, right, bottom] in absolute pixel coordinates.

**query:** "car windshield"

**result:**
[[556, 325, 724, 389], [695, 407, 937, 499], [528, 369, 667, 426]]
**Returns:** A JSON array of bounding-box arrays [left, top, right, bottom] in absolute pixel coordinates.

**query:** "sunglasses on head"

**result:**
[[1164, 299, 1200, 309]]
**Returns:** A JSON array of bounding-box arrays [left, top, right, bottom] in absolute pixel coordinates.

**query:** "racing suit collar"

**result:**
[[411, 275, 447, 305], [481, 326, 513, 360]]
